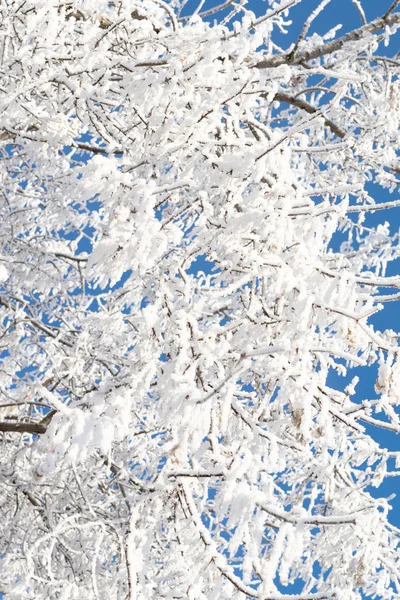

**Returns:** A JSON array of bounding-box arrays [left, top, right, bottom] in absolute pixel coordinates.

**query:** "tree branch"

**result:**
[[274, 92, 346, 138], [258, 503, 357, 526], [384, 0, 400, 19], [253, 12, 400, 68], [0, 421, 47, 434]]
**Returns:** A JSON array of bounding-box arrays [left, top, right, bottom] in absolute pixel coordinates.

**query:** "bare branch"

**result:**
[[0, 421, 47, 434], [383, 0, 400, 19], [274, 92, 346, 138]]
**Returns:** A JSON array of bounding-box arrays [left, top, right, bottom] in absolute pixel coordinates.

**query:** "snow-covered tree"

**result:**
[[1, 0, 400, 597]]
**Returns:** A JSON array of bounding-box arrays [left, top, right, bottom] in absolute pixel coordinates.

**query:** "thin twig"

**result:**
[[352, 0, 367, 25]]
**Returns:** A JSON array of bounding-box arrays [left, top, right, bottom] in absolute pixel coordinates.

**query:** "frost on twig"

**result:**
[[0, 1, 400, 598]]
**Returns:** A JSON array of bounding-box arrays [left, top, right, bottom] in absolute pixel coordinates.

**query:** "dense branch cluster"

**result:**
[[1, 0, 400, 598]]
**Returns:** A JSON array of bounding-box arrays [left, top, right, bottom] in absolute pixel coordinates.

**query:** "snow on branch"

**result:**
[[0, 0, 400, 598]]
